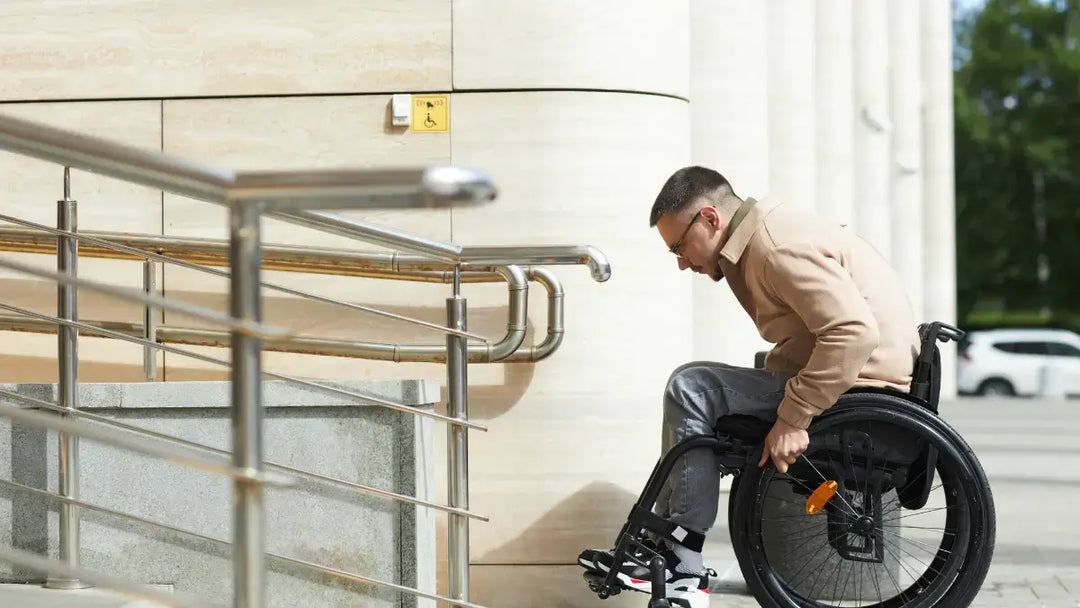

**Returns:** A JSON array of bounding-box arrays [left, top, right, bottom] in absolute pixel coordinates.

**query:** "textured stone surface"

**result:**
[[0, 1, 451, 101], [0, 380, 438, 608], [0, 583, 170, 608]]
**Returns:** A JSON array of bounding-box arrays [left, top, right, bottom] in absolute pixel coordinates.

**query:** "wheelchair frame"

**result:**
[[584, 322, 972, 608]]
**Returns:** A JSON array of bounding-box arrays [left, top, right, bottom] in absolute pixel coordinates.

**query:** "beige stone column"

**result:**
[[921, 0, 959, 397], [853, 0, 892, 256], [689, 0, 771, 366], [450, 1, 695, 598], [889, 0, 925, 319], [815, 0, 856, 228], [767, 0, 817, 213]]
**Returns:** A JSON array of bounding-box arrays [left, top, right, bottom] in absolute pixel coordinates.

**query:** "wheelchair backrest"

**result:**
[[753, 321, 965, 413], [910, 321, 965, 412]]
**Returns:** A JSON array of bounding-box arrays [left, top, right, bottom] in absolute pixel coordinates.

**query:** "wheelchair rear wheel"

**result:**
[[730, 394, 995, 608]]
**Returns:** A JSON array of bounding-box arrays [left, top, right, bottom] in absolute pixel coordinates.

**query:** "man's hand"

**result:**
[[758, 418, 810, 474]]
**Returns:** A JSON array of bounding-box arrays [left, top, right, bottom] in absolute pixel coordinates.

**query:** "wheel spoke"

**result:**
[[747, 414, 989, 608], [783, 535, 838, 590], [881, 483, 945, 516], [807, 545, 846, 602], [896, 533, 954, 556], [884, 535, 943, 579], [772, 526, 845, 576], [886, 540, 925, 589], [832, 547, 853, 606], [879, 542, 910, 603], [883, 505, 951, 520], [767, 518, 831, 561], [778, 523, 861, 591], [880, 524, 955, 534], [806, 451, 861, 517]]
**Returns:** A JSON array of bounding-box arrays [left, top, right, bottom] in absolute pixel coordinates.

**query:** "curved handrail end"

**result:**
[[422, 166, 498, 206], [583, 245, 612, 282]]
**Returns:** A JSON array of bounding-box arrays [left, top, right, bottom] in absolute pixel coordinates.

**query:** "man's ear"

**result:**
[[700, 205, 721, 229]]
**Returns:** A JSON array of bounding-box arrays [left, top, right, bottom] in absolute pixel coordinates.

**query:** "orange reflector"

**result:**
[[806, 480, 838, 514]]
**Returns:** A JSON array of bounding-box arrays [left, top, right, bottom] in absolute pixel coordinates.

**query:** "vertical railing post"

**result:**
[[446, 265, 470, 606], [142, 260, 157, 381], [47, 167, 90, 590], [229, 202, 265, 608]]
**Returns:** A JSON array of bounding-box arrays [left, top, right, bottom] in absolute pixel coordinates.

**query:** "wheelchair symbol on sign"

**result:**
[[424, 113, 437, 128]]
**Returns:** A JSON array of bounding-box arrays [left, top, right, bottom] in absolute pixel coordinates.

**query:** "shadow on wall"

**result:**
[[0, 353, 158, 384], [148, 286, 518, 345], [158, 312, 540, 420], [436, 361, 536, 422], [0, 277, 540, 418], [477, 481, 647, 564], [0, 277, 148, 326], [0, 341, 538, 420], [431, 482, 650, 599], [433, 481, 735, 568], [0, 276, 520, 343]]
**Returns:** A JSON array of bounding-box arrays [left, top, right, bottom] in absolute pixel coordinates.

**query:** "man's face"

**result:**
[[656, 205, 722, 280]]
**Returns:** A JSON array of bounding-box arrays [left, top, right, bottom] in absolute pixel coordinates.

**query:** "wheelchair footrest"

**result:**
[[583, 570, 622, 598]]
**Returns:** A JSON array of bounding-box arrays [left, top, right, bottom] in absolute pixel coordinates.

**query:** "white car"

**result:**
[[957, 328, 1080, 397]]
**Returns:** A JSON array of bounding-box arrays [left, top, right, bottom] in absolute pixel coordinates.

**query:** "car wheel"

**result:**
[[978, 378, 1015, 397]]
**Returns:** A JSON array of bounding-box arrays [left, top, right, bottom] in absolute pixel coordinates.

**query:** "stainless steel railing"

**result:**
[[0, 223, 572, 363], [55, 172, 80, 589], [0, 112, 610, 608], [0, 114, 496, 210]]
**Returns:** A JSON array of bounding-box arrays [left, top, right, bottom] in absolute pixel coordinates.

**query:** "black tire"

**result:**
[[730, 394, 996, 608], [977, 378, 1015, 397], [728, 474, 740, 538]]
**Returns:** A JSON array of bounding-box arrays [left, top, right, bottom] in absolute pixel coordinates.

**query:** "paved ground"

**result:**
[[939, 396, 1080, 608], [3, 396, 1076, 607], [0, 583, 168, 607], [702, 395, 1080, 607]]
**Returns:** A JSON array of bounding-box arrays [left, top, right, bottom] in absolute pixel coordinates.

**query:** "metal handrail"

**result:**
[[0, 224, 566, 362], [272, 209, 612, 282], [0, 222, 600, 285], [0, 113, 496, 212], [0, 219, 490, 343], [0, 114, 503, 607], [0, 401, 292, 486], [0, 301, 488, 431], [0, 254, 290, 338], [0, 478, 487, 608], [0, 112, 610, 608], [186, 264, 529, 363], [0, 388, 486, 521]]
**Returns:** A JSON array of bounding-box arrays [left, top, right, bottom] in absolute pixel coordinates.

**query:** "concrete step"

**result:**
[[0, 584, 169, 608]]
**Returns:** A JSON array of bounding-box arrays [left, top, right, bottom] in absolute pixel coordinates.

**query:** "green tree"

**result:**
[[953, 0, 1080, 329]]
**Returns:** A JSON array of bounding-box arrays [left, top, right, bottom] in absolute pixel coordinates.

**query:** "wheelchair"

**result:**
[[583, 322, 997, 608]]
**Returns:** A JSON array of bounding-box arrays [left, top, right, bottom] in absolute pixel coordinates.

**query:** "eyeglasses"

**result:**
[[669, 209, 703, 257]]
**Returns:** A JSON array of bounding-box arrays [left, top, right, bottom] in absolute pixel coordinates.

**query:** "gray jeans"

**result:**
[[655, 361, 790, 536]]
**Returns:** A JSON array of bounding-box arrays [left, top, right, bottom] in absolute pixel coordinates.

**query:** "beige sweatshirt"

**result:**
[[717, 198, 921, 429]]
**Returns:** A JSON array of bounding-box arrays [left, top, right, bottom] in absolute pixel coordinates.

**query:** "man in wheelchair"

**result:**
[[578, 166, 938, 607]]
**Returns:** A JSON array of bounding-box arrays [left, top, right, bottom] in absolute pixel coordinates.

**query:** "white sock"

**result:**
[[670, 542, 704, 574]]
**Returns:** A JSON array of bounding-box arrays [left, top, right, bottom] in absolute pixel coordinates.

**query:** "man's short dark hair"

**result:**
[[649, 166, 735, 227]]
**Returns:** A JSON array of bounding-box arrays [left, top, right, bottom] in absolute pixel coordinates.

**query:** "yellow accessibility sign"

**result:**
[[412, 95, 449, 132]]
